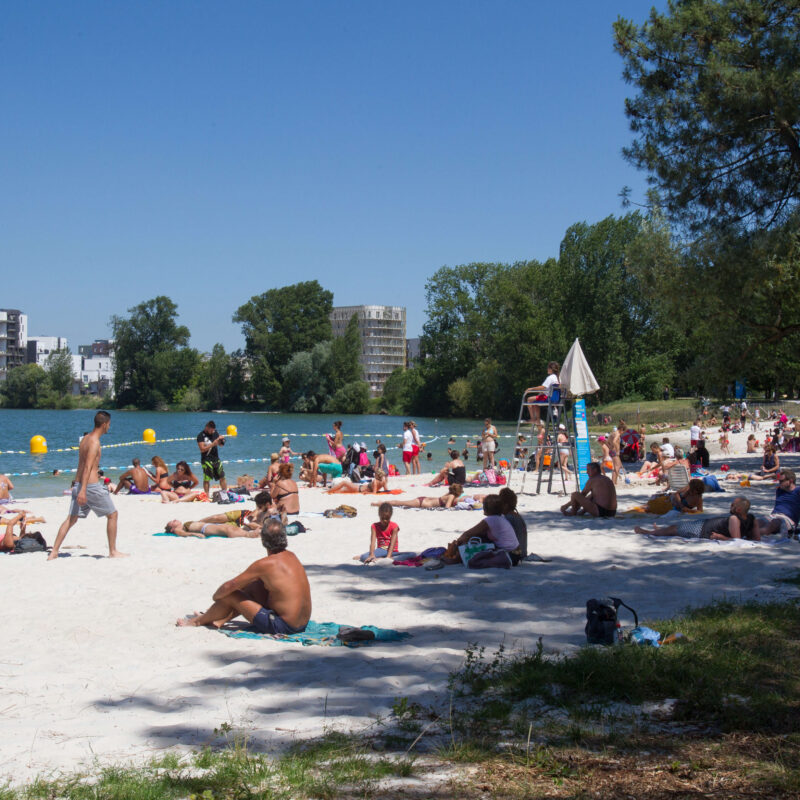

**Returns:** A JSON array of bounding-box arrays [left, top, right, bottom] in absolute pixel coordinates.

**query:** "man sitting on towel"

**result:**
[[176, 519, 311, 635], [560, 462, 617, 518]]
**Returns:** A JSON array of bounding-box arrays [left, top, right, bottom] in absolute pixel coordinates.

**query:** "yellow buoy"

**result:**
[[143, 428, 156, 444], [226, 424, 238, 437], [30, 435, 47, 454]]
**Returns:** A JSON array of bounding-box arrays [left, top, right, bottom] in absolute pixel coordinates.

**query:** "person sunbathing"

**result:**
[[634, 497, 760, 541], [371, 484, 463, 509], [159, 460, 202, 502], [636, 443, 662, 478], [176, 520, 311, 633], [1, 511, 46, 552], [560, 462, 617, 517], [426, 450, 466, 487], [326, 468, 389, 494], [164, 518, 261, 538], [624, 479, 705, 515]]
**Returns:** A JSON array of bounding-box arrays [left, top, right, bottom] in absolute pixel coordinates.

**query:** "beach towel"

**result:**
[[219, 620, 410, 647]]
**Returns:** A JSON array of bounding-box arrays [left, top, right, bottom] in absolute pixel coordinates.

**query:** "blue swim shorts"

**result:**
[[252, 607, 307, 635]]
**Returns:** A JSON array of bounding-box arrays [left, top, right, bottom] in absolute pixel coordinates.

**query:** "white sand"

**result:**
[[2, 426, 798, 784]]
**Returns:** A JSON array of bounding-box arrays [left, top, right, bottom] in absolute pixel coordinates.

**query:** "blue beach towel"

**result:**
[[219, 620, 410, 647]]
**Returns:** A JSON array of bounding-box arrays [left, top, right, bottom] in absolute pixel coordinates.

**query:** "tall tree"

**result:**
[[44, 349, 75, 396], [614, 0, 800, 234], [233, 281, 333, 404], [329, 313, 363, 391], [111, 296, 200, 408], [0, 364, 49, 408]]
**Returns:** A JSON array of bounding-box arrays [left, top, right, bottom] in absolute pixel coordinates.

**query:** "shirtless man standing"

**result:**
[[49, 411, 127, 560], [560, 462, 617, 518], [114, 458, 152, 494], [176, 519, 311, 634]]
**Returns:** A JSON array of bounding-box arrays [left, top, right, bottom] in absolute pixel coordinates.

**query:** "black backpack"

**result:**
[[13, 532, 48, 554], [585, 596, 638, 645]]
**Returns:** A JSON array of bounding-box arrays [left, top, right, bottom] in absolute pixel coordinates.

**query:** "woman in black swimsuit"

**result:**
[[270, 462, 300, 515], [426, 450, 467, 487]]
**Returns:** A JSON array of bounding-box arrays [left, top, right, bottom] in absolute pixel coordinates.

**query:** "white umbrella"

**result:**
[[559, 338, 599, 397]]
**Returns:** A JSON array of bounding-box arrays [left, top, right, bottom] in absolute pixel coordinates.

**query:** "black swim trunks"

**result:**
[[252, 607, 307, 635], [596, 505, 616, 518]]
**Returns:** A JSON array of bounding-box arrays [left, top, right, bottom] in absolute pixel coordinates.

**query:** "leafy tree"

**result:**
[[614, 0, 800, 233], [1, 364, 49, 408], [329, 313, 363, 391], [44, 349, 75, 396], [381, 367, 425, 414], [280, 341, 333, 413], [326, 380, 370, 414], [233, 281, 333, 399], [199, 345, 248, 409], [111, 296, 200, 409]]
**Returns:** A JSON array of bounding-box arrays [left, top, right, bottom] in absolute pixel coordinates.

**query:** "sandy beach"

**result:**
[[2, 425, 798, 785]]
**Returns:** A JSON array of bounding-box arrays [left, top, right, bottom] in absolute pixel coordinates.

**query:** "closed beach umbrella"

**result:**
[[559, 338, 599, 397]]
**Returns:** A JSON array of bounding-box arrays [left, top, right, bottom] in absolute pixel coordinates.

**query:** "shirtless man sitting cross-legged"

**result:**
[[176, 519, 311, 634]]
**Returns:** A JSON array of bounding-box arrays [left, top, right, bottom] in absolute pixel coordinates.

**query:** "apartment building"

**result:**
[[0, 309, 28, 380], [330, 305, 406, 397], [26, 336, 69, 366]]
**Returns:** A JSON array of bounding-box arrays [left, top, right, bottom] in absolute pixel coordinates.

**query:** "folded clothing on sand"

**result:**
[[219, 620, 410, 647]]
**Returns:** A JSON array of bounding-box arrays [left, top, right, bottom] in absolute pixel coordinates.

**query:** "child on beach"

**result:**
[[356, 502, 399, 564]]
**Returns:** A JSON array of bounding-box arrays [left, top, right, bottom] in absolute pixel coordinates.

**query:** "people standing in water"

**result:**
[[325, 421, 346, 461], [49, 411, 127, 561]]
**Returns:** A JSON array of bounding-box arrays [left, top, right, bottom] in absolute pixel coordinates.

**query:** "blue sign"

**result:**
[[573, 398, 592, 490], [735, 380, 746, 400]]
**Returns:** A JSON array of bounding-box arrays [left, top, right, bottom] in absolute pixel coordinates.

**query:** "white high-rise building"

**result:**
[[330, 305, 406, 397]]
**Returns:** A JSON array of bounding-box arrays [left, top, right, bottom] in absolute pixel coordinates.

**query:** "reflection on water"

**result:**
[[0, 410, 515, 498]]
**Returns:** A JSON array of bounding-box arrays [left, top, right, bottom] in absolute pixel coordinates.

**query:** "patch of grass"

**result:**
[[455, 600, 800, 734], [777, 571, 800, 588], [592, 397, 698, 426]]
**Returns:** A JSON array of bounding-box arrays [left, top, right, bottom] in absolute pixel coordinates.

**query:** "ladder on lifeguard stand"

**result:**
[[510, 386, 578, 495]]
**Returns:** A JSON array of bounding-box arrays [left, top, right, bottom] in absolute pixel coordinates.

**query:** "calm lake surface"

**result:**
[[0, 410, 518, 498]]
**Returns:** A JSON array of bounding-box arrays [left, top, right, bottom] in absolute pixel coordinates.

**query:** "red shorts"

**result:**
[[412, 445, 420, 456], [690, 439, 699, 447], [402, 451, 413, 463]]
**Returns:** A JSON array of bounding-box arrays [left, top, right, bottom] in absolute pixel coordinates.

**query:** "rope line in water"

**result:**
[[0, 431, 519, 456]]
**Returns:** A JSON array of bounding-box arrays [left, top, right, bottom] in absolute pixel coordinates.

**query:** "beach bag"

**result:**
[[388, 464, 399, 476], [484, 468, 498, 485], [323, 504, 358, 518], [467, 549, 511, 569], [585, 596, 638, 645], [13, 532, 48, 554], [458, 537, 494, 564], [285, 521, 307, 536]]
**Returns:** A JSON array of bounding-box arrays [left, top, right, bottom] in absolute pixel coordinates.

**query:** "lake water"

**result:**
[[0, 409, 518, 498]]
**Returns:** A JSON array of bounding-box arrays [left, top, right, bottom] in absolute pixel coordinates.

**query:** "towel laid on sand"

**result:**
[[219, 620, 410, 647]]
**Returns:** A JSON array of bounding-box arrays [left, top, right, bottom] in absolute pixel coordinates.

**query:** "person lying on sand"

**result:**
[[1, 511, 46, 552], [634, 497, 760, 541], [623, 479, 706, 515], [327, 468, 389, 494], [560, 462, 617, 518], [371, 484, 463, 509], [164, 492, 272, 537], [176, 519, 311, 634]]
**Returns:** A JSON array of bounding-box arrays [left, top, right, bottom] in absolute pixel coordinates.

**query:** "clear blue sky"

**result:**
[[1, 1, 658, 352]]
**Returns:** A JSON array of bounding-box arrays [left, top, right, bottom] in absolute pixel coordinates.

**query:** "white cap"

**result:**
[[558, 424, 566, 430], [352, 443, 361, 452]]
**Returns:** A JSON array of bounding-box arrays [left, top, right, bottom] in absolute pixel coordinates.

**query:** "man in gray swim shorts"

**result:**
[[49, 411, 127, 561]]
